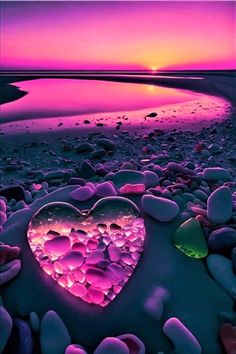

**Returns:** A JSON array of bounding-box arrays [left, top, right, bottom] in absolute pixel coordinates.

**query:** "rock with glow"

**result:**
[[27, 197, 145, 306], [94, 337, 130, 354], [174, 218, 208, 259]]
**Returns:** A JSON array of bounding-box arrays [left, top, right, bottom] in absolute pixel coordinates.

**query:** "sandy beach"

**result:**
[[0, 72, 236, 354]]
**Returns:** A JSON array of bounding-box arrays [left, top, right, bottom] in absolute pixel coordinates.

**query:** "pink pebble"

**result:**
[[44, 236, 71, 256], [87, 239, 98, 250], [69, 283, 87, 297], [70, 186, 94, 201], [119, 183, 145, 195], [86, 268, 112, 289], [32, 183, 42, 191], [107, 263, 125, 284], [58, 276, 68, 288], [53, 261, 64, 274], [0, 200, 6, 213], [72, 242, 86, 253], [65, 344, 87, 354], [120, 252, 134, 265], [86, 251, 104, 264], [74, 269, 85, 283], [60, 251, 84, 270], [42, 263, 54, 275], [88, 287, 104, 304], [108, 245, 122, 262]]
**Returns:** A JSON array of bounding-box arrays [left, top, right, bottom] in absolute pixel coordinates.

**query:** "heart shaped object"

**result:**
[[27, 197, 145, 306]]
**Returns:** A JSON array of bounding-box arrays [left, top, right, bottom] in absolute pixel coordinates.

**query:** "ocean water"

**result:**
[[0, 76, 231, 134]]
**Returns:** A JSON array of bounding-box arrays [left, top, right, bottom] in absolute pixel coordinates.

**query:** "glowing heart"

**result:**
[[27, 196, 145, 306]]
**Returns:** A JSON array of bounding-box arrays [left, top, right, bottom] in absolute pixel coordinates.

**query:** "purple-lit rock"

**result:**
[[95, 182, 117, 197], [0, 259, 21, 286], [163, 317, 202, 354], [65, 344, 88, 354], [94, 337, 129, 354], [0, 306, 12, 353], [27, 198, 145, 306], [70, 186, 94, 201]]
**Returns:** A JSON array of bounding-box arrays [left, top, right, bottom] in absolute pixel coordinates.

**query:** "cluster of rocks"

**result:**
[[28, 213, 145, 307], [1, 115, 236, 353], [0, 304, 204, 354]]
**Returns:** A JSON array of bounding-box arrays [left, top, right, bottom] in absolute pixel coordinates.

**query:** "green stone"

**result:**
[[174, 217, 208, 259]]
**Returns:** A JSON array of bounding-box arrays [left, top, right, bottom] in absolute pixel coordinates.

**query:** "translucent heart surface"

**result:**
[[27, 197, 145, 306]]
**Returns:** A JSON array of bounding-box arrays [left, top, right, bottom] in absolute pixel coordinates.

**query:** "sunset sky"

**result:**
[[1, 1, 236, 70]]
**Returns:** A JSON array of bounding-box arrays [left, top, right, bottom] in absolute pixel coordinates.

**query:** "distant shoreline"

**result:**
[[0, 72, 236, 107]]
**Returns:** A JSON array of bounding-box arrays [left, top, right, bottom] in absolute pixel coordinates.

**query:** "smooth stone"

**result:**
[[79, 161, 95, 178], [146, 112, 157, 117], [108, 245, 122, 262], [68, 178, 86, 186], [121, 162, 135, 170], [94, 182, 117, 197], [0, 211, 7, 226], [207, 186, 232, 224], [203, 167, 231, 181], [208, 143, 222, 154], [0, 306, 12, 352], [90, 149, 106, 159], [60, 251, 84, 269], [219, 323, 236, 354], [97, 138, 115, 150], [207, 254, 236, 299], [166, 162, 184, 174], [193, 189, 208, 202], [163, 317, 201, 354], [86, 250, 104, 265], [44, 236, 71, 257], [142, 195, 179, 222], [0, 259, 21, 285], [75, 142, 93, 153], [40, 310, 71, 354], [65, 344, 88, 354], [0, 200, 6, 213], [70, 186, 94, 201], [143, 170, 159, 188], [5, 319, 33, 354], [208, 227, 236, 253], [87, 287, 104, 304], [111, 170, 145, 189], [0, 244, 20, 265], [86, 268, 112, 289], [94, 337, 129, 354], [117, 334, 145, 354], [174, 218, 208, 259], [144, 286, 169, 321], [30, 311, 40, 331], [119, 183, 145, 195], [24, 190, 33, 203]]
